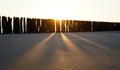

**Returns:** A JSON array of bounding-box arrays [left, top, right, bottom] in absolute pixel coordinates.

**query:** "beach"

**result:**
[[0, 31, 120, 70]]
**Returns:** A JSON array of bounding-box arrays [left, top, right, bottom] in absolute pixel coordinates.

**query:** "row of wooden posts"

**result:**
[[0, 16, 120, 34]]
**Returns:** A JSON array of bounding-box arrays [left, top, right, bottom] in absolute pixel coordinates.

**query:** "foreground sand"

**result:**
[[0, 31, 120, 70]]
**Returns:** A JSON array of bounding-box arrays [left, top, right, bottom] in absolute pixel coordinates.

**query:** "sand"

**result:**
[[0, 31, 120, 70]]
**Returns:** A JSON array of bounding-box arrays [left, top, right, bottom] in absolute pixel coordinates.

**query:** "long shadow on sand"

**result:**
[[0, 33, 54, 70]]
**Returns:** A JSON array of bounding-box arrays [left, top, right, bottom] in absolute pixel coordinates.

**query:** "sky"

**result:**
[[0, 0, 120, 22]]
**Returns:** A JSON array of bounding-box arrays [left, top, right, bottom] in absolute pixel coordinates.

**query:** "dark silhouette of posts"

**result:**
[[56, 20, 60, 32], [7, 17, 12, 33], [91, 21, 93, 32], [23, 18, 26, 33], [74, 21, 78, 32], [69, 20, 72, 32], [66, 20, 70, 32], [1, 15, 120, 34], [105, 22, 115, 31], [20, 17, 26, 33], [41, 19, 48, 32], [93, 22, 116, 31], [2, 16, 12, 34], [0, 16, 1, 34], [27, 18, 31, 33], [81, 21, 91, 32], [76, 21, 81, 32], [32, 18, 37, 33], [116, 23, 120, 30], [45, 19, 49, 32], [27, 18, 37, 33], [36, 19, 41, 33], [69, 20, 76, 32], [114, 23, 120, 31], [2, 16, 7, 33], [47, 19, 55, 32], [93, 21, 99, 31], [72, 20, 76, 32], [13, 17, 20, 33], [61, 20, 65, 32], [72, 20, 77, 32], [76, 21, 92, 32], [114, 23, 116, 30], [19, 17, 23, 33], [27, 18, 30, 33]]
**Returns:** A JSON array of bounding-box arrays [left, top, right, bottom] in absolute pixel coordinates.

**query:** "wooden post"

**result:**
[[36, 19, 41, 33], [48, 19, 55, 32], [13, 17, 20, 34], [7, 17, 12, 33], [56, 19, 60, 32], [91, 21, 93, 32], [0, 16, 1, 34], [41, 19, 47, 32], [23, 18, 26, 33], [2, 16, 7, 34], [20, 17, 23, 33], [61, 20, 65, 32]]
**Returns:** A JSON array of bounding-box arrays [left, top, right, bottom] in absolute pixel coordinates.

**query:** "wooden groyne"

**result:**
[[0, 16, 120, 34]]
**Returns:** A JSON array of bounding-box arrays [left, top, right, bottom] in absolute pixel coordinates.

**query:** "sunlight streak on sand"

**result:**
[[61, 33, 82, 52], [60, 33, 93, 70], [69, 33, 116, 52], [8, 33, 55, 70]]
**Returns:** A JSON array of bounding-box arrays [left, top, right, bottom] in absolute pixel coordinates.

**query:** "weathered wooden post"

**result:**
[[27, 18, 36, 33], [36, 19, 41, 33], [116, 23, 120, 30], [61, 20, 65, 32], [71, 20, 76, 32], [0, 16, 1, 34], [27, 18, 30, 33], [19, 17, 23, 33], [13, 17, 20, 33], [72, 20, 75, 32], [83, 21, 91, 32], [41, 19, 47, 32], [69, 20, 72, 32], [23, 18, 26, 33], [66, 20, 70, 32], [2, 16, 7, 34], [56, 19, 60, 32], [32, 18, 37, 33], [74, 20, 78, 32], [27, 18, 33, 33], [77, 20, 81, 32], [47, 19, 55, 32], [91, 21, 93, 32], [7, 17, 12, 33], [2, 16, 12, 34], [45, 19, 49, 32], [93, 21, 99, 31]]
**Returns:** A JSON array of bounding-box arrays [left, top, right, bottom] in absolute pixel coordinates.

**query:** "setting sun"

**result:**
[[45, 0, 73, 20]]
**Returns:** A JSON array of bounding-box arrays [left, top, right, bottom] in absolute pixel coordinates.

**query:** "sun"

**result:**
[[46, 2, 71, 20], [45, 2, 73, 32]]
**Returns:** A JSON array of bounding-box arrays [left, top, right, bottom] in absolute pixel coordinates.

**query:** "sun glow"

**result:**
[[1, 0, 120, 22], [45, 0, 73, 20], [46, 6, 70, 20]]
